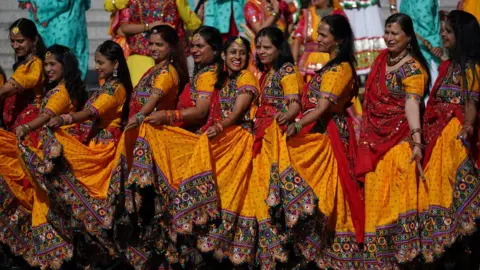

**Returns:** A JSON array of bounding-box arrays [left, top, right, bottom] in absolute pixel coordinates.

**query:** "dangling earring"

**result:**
[[335, 44, 340, 54], [113, 69, 118, 77], [223, 62, 226, 72], [407, 42, 412, 50]]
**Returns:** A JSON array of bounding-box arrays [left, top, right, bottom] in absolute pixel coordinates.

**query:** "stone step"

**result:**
[[0, 37, 105, 56], [0, 9, 110, 25], [1, 0, 106, 11], [0, 22, 110, 41]]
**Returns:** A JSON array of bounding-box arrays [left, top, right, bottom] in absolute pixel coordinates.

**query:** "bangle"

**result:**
[[144, 23, 149, 32], [293, 122, 302, 134], [60, 114, 73, 125], [411, 141, 425, 150], [410, 128, 422, 137], [462, 125, 474, 135], [390, 4, 397, 11], [135, 112, 146, 124]]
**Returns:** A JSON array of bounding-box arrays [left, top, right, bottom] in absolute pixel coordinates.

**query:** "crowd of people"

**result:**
[[0, 0, 479, 270]]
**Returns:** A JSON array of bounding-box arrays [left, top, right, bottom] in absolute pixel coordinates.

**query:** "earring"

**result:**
[[407, 43, 412, 50], [335, 44, 340, 54], [113, 69, 118, 77], [223, 62, 226, 72]]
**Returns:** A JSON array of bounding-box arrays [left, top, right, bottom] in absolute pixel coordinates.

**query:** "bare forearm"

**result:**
[[71, 110, 93, 124], [297, 99, 331, 126], [464, 99, 478, 127], [405, 99, 422, 143], [291, 38, 302, 64], [285, 102, 301, 122], [120, 23, 147, 35], [26, 114, 50, 131], [220, 94, 253, 128]]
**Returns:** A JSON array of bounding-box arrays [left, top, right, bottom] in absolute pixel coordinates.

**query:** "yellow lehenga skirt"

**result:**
[[252, 121, 362, 269], [0, 129, 73, 269], [364, 141, 421, 268], [19, 126, 136, 267], [419, 117, 480, 262], [127, 123, 258, 267]]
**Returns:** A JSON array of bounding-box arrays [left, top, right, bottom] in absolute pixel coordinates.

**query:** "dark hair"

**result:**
[[385, 13, 431, 92], [446, 10, 480, 95], [149, 25, 189, 98], [96, 40, 133, 125], [319, 15, 357, 73], [192, 26, 223, 72], [9, 18, 47, 70], [214, 36, 252, 89], [45, 45, 88, 111], [255, 27, 294, 71]]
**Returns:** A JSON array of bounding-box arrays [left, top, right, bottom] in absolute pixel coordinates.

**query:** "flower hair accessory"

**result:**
[[152, 28, 159, 34], [234, 36, 243, 45], [12, 19, 23, 35]]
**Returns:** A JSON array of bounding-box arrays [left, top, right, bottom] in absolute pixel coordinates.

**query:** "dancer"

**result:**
[[357, 13, 431, 267], [124, 26, 222, 267], [249, 26, 303, 268], [0, 18, 46, 137], [1, 44, 87, 269], [420, 10, 480, 262], [21, 40, 133, 268]]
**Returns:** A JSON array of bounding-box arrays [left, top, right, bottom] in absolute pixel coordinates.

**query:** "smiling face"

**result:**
[[190, 34, 215, 65], [148, 33, 171, 63], [95, 51, 118, 80], [10, 31, 34, 57], [384, 22, 409, 55], [256, 36, 279, 67], [441, 20, 456, 50], [316, 22, 337, 54], [223, 41, 248, 73], [44, 54, 64, 82]]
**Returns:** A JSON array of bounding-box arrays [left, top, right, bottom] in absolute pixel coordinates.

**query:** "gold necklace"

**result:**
[[387, 50, 408, 66]]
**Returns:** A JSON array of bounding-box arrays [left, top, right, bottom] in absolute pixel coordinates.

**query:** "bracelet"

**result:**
[[144, 23, 149, 32], [409, 128, 422, 137], [293, 122, 302, 134], [462, 125, 474, 135], [60, 114, 73, 125], [390, 4, 397, 11], [135, 112, 146, 124], [164, 110, 183, 125], [411, 141, 425, 150]]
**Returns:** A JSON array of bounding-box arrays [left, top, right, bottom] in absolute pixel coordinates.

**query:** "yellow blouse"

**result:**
[[152, 64, 179, 110], [190, 64, 217, 103], [41, 83, 75, 117], [465, 64, 480, 101], [317, 62, 354, 111], [386, 58, 428, 102], [87, 81, 127, 129], [464, 0, 480, 23], [8, 56, 44, 106]]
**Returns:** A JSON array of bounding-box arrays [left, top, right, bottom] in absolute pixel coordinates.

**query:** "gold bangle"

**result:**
[[144, 23, 149, 32]]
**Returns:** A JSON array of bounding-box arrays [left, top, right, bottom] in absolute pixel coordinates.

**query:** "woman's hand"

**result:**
[[145, 111, 165, 125], [205, 126, 219, 139], [286, 123, 297, 137], [409, 145, 423, 164], [125, 115, 138, 130], [47, 116, 64, 129], [14, 125, 28, 139], [275, 112, 289, 125]]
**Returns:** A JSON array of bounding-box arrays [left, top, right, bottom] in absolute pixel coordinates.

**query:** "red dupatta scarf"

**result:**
[[356, 50, 411, 178], [423, 60, 480, 167]]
